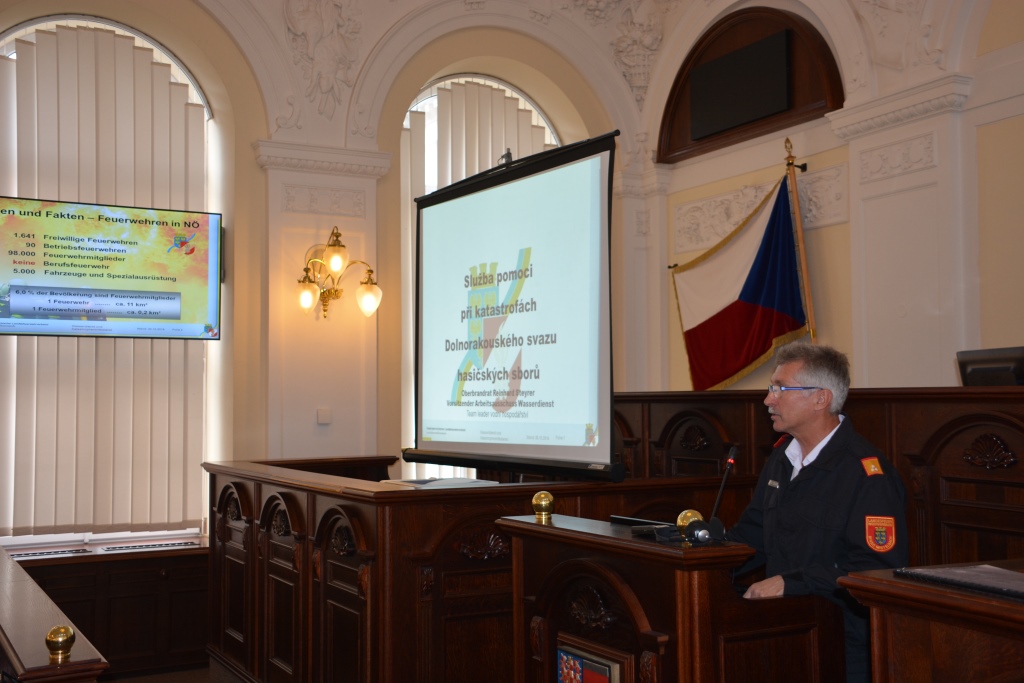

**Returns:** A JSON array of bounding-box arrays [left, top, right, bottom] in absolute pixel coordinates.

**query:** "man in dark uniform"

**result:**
[[727, 342, 908, 683]]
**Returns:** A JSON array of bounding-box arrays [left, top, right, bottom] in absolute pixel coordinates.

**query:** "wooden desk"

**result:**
[[496, 514, 845, 683], [0, 547, 108, 682], [839, 560, 1024, 683], [17, 539, 209, 677], [203, 462, 757, 683]]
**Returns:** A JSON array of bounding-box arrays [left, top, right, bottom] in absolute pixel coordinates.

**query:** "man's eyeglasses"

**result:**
[[767, 385, 822, 397]]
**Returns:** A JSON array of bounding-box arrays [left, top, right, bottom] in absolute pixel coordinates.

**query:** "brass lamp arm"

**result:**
[[304, 257, 374, 286]]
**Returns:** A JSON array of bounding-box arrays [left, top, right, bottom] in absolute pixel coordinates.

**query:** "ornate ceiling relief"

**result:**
[[569, 0, 628, 25], [284, 185, 366, 216], [846, 49, 870, 94], [611, 1, 664, 109], [851, 0, 945, 72], [796, 165, 849, 228], [673, 166, 848, 253], [550, 0, 678, 111], [529, 0, 553, 24], [285, 0, 363, 120], [674, 184, 771, 253], [275, 95, 305, 132], [859, 133, 935, 182]]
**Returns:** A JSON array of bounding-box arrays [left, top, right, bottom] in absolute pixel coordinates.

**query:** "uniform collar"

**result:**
[[774, 415, 852, 472]]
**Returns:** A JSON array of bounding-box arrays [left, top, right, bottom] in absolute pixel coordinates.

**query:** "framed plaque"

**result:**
[[556, 636, 627, 683]]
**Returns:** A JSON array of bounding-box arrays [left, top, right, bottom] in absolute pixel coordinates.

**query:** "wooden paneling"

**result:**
[[205, 388, 1023, 682], [21, 549, 208, 676], [613, 387, 1024, 565], [205, 466, 750, 683]]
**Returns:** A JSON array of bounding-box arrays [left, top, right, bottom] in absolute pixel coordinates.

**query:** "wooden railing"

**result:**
[[0, 546, 108, 682]]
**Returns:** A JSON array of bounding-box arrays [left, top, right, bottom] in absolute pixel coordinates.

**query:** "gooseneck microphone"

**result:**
[[710, 446, 737, 523], [621, 447, 739, 545]]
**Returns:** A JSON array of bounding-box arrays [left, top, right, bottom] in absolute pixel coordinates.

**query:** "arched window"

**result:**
[[0, 17, 213, 540], [400, 74, 559, 480]]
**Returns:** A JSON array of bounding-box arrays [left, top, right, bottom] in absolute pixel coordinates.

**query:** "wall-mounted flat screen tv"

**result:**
[[0, 196, 221, 340], [405, 131, 623, 481]]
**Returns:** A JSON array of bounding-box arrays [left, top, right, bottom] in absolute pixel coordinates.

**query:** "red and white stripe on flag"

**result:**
[[673, 176, 808, 390]]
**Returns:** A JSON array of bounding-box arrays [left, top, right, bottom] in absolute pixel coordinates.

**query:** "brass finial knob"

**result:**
[[676, 509, 704, 535], [532, 491, 554, 524], [45, 624, 75, 663]]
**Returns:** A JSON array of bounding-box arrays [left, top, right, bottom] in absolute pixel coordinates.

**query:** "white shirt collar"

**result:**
[[785, 414, 844, 480]]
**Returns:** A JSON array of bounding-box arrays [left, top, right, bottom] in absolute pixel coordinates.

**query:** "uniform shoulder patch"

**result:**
[[861, 457, 883, 476], [865, 516, 896, 552], [773, 435, 789, 448]]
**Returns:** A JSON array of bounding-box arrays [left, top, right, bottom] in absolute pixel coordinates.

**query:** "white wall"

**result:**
[[5, 0, 1018, 465]]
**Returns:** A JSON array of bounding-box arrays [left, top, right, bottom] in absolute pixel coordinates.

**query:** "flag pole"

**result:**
[[784, 138, 816, 342]]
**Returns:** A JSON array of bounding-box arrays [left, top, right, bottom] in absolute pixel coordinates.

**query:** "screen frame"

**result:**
[[405, 131, 623, 481], [0, 195, 223, 341], [956, 346, 1024, 387]]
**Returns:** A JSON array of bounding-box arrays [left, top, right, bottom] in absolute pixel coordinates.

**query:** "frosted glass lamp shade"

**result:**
[[298, 280, 321, 312], [356, 282, 383, 316], [323, 243, 349, 275]]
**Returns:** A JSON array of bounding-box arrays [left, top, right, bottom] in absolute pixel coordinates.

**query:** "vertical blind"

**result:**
[[400, 78, 554, 480], [0, 25, 207, 536]]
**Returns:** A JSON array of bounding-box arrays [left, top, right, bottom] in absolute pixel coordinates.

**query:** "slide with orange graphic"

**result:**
[[0, 196, 221, 340]]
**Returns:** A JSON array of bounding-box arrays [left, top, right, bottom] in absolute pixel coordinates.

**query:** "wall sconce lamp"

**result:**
[[297, 226, 382, 318]]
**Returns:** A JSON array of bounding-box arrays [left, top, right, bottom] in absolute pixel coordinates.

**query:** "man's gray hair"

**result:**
[[775, 342, 850, 414]]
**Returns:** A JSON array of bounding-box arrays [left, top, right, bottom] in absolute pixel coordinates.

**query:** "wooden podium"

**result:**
[[495, 514, 845, 683], [839, 560, 1024, 683]]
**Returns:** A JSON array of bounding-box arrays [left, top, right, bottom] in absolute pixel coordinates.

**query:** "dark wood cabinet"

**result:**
[[21, 547, 208, 677]]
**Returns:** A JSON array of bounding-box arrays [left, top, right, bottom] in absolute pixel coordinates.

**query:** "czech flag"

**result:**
[[672, 176, 808, 391]]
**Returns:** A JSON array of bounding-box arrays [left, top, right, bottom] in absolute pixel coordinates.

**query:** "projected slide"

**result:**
[[0, 197, 221, 340], [419, 155, 604, 452]]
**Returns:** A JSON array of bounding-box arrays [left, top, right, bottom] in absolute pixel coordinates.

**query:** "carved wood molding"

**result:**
[[358, 563, 370, 599], [215, 514, 228, 544], [530, 616, 546, 661], [312, 547, 322, 582], [272, 509, 291, 537], [640, 650, 658, 683], [331, 525, 356, 557], [420, 566, 434, 598], [226, 496, 242, 521], [456, 527, 510, 560], [963, 433, 1017, 469], [679, 424, 711, 452], [568, 585, 616, 630]]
